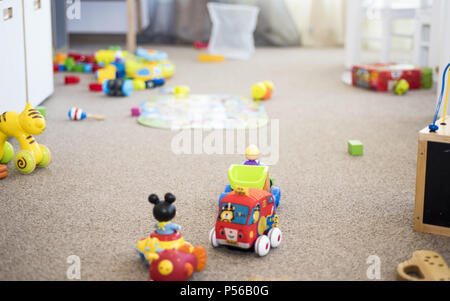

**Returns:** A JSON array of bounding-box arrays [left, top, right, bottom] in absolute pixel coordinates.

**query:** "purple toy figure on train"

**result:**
[[243, 145, 261, 166]]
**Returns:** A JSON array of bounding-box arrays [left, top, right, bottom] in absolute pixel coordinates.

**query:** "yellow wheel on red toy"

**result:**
[[15, 150, 36, 175], [37, 144, 51, 168]]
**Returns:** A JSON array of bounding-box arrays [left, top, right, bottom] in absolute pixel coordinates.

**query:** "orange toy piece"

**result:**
[[54, 53, 67, 65], [0, 164, 7, 179]]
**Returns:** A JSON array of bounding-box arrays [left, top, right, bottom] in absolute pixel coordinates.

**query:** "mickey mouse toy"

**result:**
[[149, 193, 181, 235]]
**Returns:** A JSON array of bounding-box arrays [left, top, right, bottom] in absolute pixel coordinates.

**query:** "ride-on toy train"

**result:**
[[210, 163, 282, 257]]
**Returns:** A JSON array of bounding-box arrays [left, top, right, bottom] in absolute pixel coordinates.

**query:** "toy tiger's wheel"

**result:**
[[37, 144, 51, 167], [14, 150, 36, 175], [0, 141, 14, 164]]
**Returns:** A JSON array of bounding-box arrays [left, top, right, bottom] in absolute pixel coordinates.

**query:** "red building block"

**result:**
[[89, 83, 103, 92], [65, 75, 80, 85]]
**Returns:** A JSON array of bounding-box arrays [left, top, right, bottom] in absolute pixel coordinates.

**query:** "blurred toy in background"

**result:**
[[135, 193, 207, 281], [0, 164, 7, 179], [102, 79, 134, 97], [252, 81, 274, 101], [65, 75, 80, 85], [158, 86, 191, 97], [0, 103, 51, 175], [96, 64, 117, 84], [174, 85, 190, 97], [132, 79, 146, 91], [352, 63, 432, 92], [198, 53, 225, 62], [131, 107, 141, 117], [54, 47, 176, 96], [54, 52, 96, 74], [394, 79, 410, 95], [89, 83, 103, 92], [193, 41, 209, 50], [136, 48, 168, 61], [244, 145, 261, 166], [68, 107, 105, 121]]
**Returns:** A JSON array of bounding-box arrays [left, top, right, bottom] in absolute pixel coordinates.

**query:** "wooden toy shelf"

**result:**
[[414, 117, 450, 237]]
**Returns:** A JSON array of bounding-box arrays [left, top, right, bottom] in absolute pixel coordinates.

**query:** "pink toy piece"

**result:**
[[131, 107, 141, 117]]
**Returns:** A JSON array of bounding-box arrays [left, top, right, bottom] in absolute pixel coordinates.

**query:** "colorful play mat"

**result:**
[[137, 94, 269, 130]]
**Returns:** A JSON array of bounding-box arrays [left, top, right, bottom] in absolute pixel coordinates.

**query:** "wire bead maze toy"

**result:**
[[429, 63, 450, 132]]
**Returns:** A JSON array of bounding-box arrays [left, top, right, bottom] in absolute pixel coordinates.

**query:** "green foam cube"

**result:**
[[348, 140, 363, 156]]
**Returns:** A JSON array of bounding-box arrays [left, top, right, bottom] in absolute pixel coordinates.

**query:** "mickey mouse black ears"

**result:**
[[164, 193, 176, 204], [148, 194, 160, 205], [148, 193, 176, 205]]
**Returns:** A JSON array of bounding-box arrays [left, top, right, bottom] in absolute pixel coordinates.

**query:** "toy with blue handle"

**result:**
[[429, 63, 450, 132]]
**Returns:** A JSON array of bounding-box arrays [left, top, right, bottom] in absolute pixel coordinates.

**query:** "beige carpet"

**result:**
[[0, 46, 448, 281]]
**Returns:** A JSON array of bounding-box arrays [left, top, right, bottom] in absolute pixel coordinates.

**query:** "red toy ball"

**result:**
[[65, 76, 80, 85]]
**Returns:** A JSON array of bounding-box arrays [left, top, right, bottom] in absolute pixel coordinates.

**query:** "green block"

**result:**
[[108, 45, 122, 51], [421, 68, 433, 89], [35, 106, 46, 118], [348, 140, 363, 156], [65, 57, 75, 72], [74, 63, 85, 73]]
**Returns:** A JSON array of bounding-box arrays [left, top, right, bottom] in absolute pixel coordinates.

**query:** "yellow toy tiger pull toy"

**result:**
[[0, 102, 51, 175]]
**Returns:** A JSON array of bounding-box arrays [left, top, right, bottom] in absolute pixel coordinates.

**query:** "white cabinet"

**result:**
[[0, 0, 27, 113], [0, 0, 53, 113], [23, 0, 54, 108]]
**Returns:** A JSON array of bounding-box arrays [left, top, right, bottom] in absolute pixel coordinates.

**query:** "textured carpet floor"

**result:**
[[0, 46, 448, 281]]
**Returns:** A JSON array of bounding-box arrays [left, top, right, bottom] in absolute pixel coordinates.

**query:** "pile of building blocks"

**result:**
[[53, 47, 176, 95], [351, 63, 433, 92]]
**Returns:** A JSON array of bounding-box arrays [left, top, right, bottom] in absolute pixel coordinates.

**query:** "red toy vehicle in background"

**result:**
[[210, 164, 281, 256]]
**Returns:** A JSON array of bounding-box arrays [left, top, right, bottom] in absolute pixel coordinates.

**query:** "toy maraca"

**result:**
[[252, 81, 274, 100], [68, 107, 104, 121]]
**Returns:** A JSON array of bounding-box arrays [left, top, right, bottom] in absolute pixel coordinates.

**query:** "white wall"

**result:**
[[68, 0, 149, 34]]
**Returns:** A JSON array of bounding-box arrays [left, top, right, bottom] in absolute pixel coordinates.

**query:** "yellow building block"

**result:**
[[198, 54, 225, 62], [97, 65, 117, 84]]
